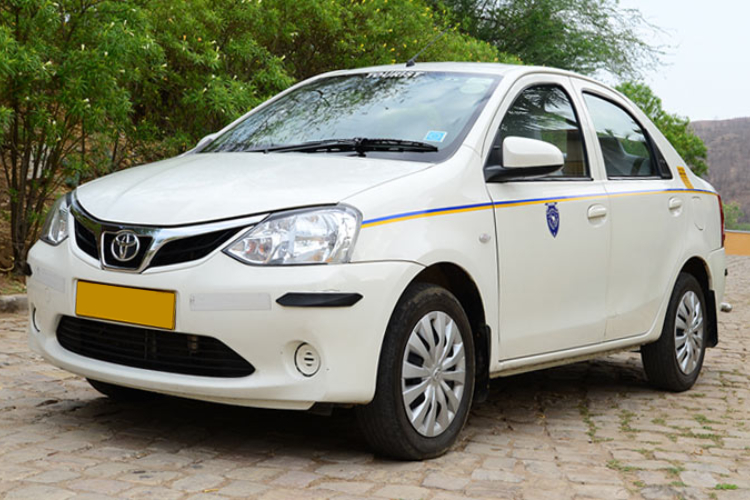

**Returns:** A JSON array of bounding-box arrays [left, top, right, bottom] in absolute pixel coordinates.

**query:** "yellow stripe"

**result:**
[[677, 167, 695, 189], [361, 204, 492, 228], [362, 188, 718, 228]]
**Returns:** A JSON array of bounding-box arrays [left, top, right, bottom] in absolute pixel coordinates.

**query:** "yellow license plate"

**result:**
[[75, 281, 176, 330]]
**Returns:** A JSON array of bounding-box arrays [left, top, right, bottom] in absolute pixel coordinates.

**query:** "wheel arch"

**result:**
[[679, 256, 718, 348], [409, 262, 491, 402]]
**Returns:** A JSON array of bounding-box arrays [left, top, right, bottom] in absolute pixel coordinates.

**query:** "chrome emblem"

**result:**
[[546, 202, 560, 238], [111, 231, 140, 262]]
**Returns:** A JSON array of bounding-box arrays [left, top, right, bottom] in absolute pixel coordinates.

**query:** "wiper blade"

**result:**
[[247, 138, 439, 155]]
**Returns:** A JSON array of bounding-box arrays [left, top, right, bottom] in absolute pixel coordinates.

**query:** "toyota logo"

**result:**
[[111, 231, 140, 262]]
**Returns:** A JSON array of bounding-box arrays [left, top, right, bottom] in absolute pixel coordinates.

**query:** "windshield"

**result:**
[[203, 71, 501, 162]]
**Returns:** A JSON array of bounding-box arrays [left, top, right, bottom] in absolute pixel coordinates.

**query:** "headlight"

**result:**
[[40, 194, 71, 246], [224, 206, 361, 265]]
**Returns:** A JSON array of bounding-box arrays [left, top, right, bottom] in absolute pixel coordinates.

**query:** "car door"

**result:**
[[573, 82, 688, 341], [484, 75, 611, 360]]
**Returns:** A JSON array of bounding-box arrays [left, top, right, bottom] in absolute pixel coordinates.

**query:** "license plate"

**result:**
[[75, 281, 176, 330]]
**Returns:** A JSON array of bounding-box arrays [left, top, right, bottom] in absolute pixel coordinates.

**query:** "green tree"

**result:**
[[723, 201, 746, 230], [434, 0, 659, 79], [0, 0, 161, 273], [131, 0, 515, 157], [1, 0, 516, 273], [617, 82, 708, 177]]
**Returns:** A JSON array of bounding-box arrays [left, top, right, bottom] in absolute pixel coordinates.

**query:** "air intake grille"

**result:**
[[149, 228, 239, 268], [74, 220, 99, 260], [57, 316, 255, 378], [71, 214, 241, 271]]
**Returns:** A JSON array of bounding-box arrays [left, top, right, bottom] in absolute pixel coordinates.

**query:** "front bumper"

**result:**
[[27, 239, 422, 409]]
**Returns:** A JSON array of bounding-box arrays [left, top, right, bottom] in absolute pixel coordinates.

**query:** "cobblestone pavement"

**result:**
[[1, 257, 748, 500]]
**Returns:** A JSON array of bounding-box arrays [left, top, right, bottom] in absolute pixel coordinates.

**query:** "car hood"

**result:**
[[75, 152, 429, 225]]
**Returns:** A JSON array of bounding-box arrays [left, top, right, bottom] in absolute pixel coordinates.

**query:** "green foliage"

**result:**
[[617, 82, 708, 177], [434, 0, 659, 79], [137, 0, 515, 156], [0, 0, 516, 272], [0, 0, 161, 271], [723, 201, 748, 231]]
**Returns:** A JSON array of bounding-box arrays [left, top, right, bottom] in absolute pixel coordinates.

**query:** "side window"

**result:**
[[490, 85, 588, 178], [583, 93, 658, 178]]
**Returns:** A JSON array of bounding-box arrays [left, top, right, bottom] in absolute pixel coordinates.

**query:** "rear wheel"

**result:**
[[641, 273, 707, 392], [356, 283, 475, 460], [87, 379, 159, 401]]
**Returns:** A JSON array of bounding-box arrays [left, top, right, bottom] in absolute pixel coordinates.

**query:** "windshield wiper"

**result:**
[[246, 138, 438, 156]]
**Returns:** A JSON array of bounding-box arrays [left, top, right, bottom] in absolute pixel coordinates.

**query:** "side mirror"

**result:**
[[196, 132, 219, 150], [485, 136, 564, 182]]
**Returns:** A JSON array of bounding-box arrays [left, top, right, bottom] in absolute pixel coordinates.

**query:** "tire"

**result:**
[[641, 273, 707, 392], [87, 379, 159, 401], [356, 283, 475, 460]]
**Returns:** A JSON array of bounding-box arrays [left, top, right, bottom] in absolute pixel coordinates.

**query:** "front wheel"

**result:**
[[641, 273, 707, 392], [356, 283, 475, 460]]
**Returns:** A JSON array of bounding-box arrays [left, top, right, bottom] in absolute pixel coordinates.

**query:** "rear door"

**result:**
[[573, 81, 688, 340], [484, 75, 611, 359]]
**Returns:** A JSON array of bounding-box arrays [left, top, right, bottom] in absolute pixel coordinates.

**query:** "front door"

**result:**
[[485, 77, 611, 360]]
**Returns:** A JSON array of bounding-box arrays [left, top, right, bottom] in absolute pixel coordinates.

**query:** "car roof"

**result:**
[[318, 62, 618, 96]]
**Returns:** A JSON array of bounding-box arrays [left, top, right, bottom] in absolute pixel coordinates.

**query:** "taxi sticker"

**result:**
[[424, 131, 447, 143], [677, 166, 694, 189]]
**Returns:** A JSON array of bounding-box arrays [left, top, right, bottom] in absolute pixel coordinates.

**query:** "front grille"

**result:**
[[74, 220, 99, 260], [71, 213, 242, 271], [149, 228, 239, 268], [57, 316, 255, 378]]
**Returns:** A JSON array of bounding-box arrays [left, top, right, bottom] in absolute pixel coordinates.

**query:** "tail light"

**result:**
[[718, 194, 725, 247]]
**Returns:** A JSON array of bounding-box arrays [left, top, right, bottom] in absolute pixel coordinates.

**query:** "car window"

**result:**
[[203, 72, 501, 163], [490, 85, 588, 178], [583, 93, 658, 178]]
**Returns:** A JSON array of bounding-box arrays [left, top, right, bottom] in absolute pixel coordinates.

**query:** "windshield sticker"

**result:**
[[366, 71, 424, 79], [424, 131, 448, 143]]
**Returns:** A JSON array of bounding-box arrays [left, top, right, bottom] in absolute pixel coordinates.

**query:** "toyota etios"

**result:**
[[27, 63, 726, 459]]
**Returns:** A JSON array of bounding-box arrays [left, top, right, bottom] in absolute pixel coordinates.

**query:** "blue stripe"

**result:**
[[362, 201, 494, 225], [361, 187, 716, 227]]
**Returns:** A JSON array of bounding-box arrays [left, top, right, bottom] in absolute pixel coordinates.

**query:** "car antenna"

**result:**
[[406, 25, 453, 67]]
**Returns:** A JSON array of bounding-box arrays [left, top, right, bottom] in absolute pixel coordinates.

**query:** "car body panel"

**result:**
[[76, 152, 428, 225]]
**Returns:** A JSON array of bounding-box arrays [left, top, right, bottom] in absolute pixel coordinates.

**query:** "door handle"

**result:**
[[587, 205, 608, 220], [669, 197, 683, 210]]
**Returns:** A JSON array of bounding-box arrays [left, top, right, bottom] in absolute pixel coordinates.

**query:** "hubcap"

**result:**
[[401, 311, 466, 437], [675, 291, 704, 374]]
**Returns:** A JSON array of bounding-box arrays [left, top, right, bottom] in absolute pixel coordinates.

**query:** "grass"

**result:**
[[619, 410, 636, 433], [607, 459, 639, 473], [715, 484, 739, 490], [693, 414, 718, 426], [0, 273, 25, 295], [666, 466, 685, 477]]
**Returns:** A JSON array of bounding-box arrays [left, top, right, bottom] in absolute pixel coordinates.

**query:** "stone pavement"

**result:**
[[1, 257, 748, 500]]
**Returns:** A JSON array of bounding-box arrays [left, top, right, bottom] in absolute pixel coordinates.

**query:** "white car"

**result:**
[[27, 63, 726, 459]]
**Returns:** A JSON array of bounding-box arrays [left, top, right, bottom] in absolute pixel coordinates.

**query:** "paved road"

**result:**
[[1, 257, 748, 500]]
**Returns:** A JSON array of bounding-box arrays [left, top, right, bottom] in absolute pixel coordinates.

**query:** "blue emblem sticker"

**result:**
[[424, 131, 447, 143], [546, 202, 560, 238]]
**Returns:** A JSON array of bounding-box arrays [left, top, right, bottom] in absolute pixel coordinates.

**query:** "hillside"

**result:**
[[692, 118, 750, 223]]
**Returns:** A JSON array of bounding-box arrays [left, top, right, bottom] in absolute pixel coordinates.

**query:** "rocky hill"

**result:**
[[692, 118, 750, 223]]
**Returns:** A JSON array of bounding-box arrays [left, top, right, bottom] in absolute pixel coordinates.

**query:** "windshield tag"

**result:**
[[366, 71, 423, 79], [424, 131, 447, 143]]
